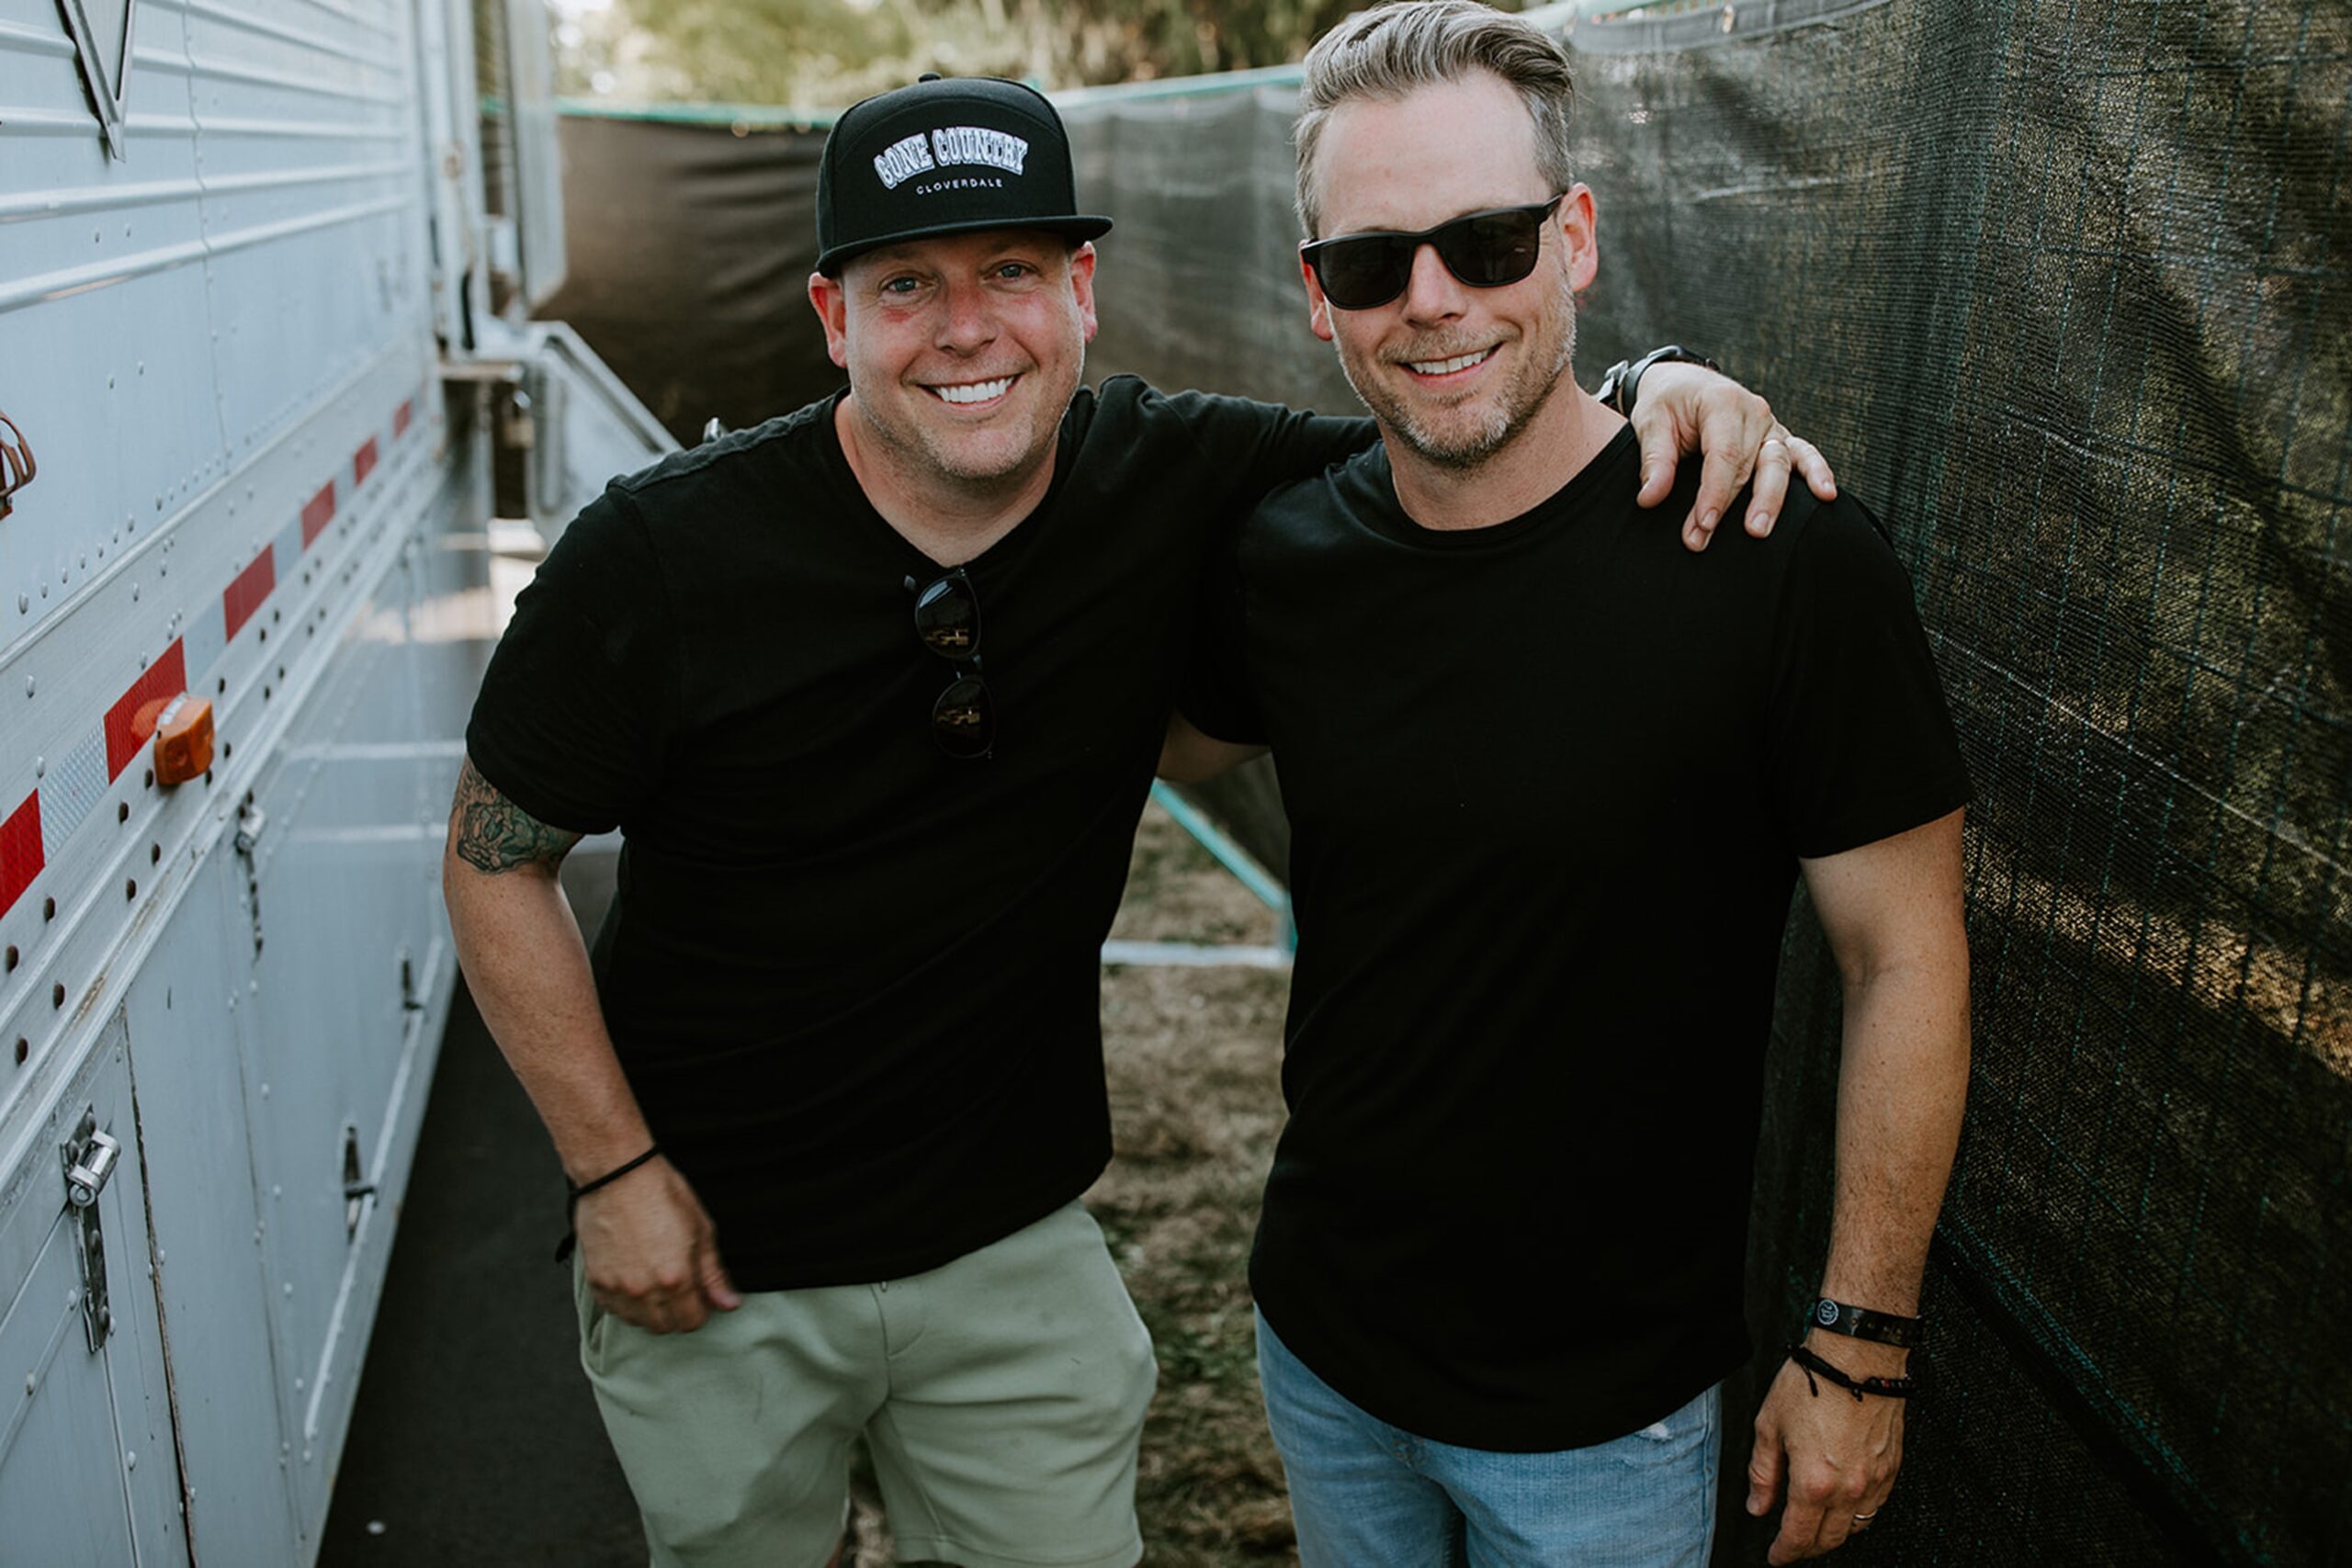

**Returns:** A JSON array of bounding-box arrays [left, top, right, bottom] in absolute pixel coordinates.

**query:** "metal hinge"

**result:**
[[62, 1110, 120, 1353], [342, 1124, 375, 1240]]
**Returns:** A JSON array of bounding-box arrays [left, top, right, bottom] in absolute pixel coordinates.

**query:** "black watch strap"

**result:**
[[1808, 1296, 1924, 1349], [1597, 344, 1722, 416]]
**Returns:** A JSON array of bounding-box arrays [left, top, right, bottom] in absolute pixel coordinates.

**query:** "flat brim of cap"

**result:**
[[816, 213, 1114, 276]]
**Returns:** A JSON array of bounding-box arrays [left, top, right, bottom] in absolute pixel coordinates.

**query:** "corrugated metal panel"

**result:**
[[0, 0, 462, 1559], [0, 0, 215, 660], [181, 0, 427, 467]]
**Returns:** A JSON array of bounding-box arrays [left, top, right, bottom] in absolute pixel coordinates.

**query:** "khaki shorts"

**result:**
[[574, 1200, 1157, 1568]]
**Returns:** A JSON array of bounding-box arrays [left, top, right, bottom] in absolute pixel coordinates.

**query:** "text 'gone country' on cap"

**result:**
[[815, 75, 1113, 276]]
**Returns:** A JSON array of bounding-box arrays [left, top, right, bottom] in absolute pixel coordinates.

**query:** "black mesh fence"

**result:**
[[537, 108, 840, 443], [542, 2, 2349, 1556], [1559, 7, 2350, 1562]]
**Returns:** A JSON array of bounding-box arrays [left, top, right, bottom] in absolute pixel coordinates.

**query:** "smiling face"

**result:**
[[1301, 72, 1596, 473], [811, 229, 1099, 497]]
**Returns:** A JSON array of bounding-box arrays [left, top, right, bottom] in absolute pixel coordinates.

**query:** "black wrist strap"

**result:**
[[1788, 1342, 1917, 1403], [1599, 344, 1722, 416], [1809, 1296, 1924, 1348], [554, 1145, 662, 1264]]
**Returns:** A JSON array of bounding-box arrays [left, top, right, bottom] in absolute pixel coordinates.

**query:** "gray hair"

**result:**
[[1294, 1, 1577, 240]]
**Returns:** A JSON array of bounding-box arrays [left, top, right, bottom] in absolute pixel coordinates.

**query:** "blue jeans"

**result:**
[[1257, 1312, 1720, 1567]]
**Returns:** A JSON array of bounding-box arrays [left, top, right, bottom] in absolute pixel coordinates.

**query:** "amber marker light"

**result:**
[[147, 695, 216, 784]]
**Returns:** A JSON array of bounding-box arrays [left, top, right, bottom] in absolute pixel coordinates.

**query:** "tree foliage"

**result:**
[[552, 0, 1521, 112]]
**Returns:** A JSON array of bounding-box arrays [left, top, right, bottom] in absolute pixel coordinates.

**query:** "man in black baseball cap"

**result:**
[[814, 74, 1112, 276], [448, 64, 1834, 1568]]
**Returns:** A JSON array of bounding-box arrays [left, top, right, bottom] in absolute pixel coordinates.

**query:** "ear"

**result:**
[[1558, 183, 1599, 294], [1068, 242, 1101, 344], [1300, 252, 1336, 343], [808, 269, 851, 369]]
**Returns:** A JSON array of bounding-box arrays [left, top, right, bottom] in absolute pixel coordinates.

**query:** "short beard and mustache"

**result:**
[[1335, 271, 1578, 472]]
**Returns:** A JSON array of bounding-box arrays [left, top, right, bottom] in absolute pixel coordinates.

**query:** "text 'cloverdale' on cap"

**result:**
[[815, 75, 1113, 276]]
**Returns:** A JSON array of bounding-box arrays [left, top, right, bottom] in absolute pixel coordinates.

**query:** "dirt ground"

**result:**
[[850, 798, 1301, 1565]]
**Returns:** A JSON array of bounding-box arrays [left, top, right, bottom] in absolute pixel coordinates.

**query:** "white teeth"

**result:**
[[1407, 349, 1492, 376], [933, 378, 1013, 405]]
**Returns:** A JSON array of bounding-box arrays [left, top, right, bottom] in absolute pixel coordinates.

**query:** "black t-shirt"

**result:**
[[466, 377, 1368, 1290], [1183, 425, 1971, 1451]]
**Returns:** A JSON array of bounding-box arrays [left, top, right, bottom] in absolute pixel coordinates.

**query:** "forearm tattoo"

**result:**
[[451, 758, 582, 873]]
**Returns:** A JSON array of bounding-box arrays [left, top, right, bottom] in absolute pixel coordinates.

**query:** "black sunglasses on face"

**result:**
[[907, 568, 993, 760], [1301, 195, 1566, 311]]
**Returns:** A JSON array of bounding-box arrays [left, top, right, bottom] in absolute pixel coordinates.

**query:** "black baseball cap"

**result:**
[[815, 75, 1113, 276]]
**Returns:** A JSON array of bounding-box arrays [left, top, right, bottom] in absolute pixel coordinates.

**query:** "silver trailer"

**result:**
[[0, 0, 670, 1558]]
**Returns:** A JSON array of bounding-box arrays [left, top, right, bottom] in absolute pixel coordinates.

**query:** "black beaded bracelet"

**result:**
[[553, 1145, 662, 1264], [1787, 1342, 1917, 1403]]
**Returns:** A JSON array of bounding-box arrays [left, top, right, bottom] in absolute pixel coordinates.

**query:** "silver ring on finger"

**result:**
[[1852, 1510, 1879, 1527]]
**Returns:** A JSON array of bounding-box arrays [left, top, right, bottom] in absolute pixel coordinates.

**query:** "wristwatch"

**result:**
[[1595, 344, 1722, 416]]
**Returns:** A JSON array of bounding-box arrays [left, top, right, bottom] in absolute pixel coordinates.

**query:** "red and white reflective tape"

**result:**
[[0, 395, 422, 920]]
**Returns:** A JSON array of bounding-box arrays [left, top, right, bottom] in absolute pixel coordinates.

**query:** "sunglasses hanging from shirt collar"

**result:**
[[907, 567, 993, 760], [1301, 195, 1565, 311]]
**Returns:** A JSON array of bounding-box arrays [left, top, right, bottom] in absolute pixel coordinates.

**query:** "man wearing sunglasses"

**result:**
[[444, 65, 1834, 1568], [1168, 4, 1973, 1565]]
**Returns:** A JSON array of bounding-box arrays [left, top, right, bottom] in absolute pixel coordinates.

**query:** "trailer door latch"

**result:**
[[0, 412, 33, 522], [62, 1109, 121, 1352]]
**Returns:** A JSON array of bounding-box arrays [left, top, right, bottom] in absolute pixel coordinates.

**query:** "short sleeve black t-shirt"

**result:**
[[1185, 426, 1970, 1451], [466, 378, 1369, 1289]]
